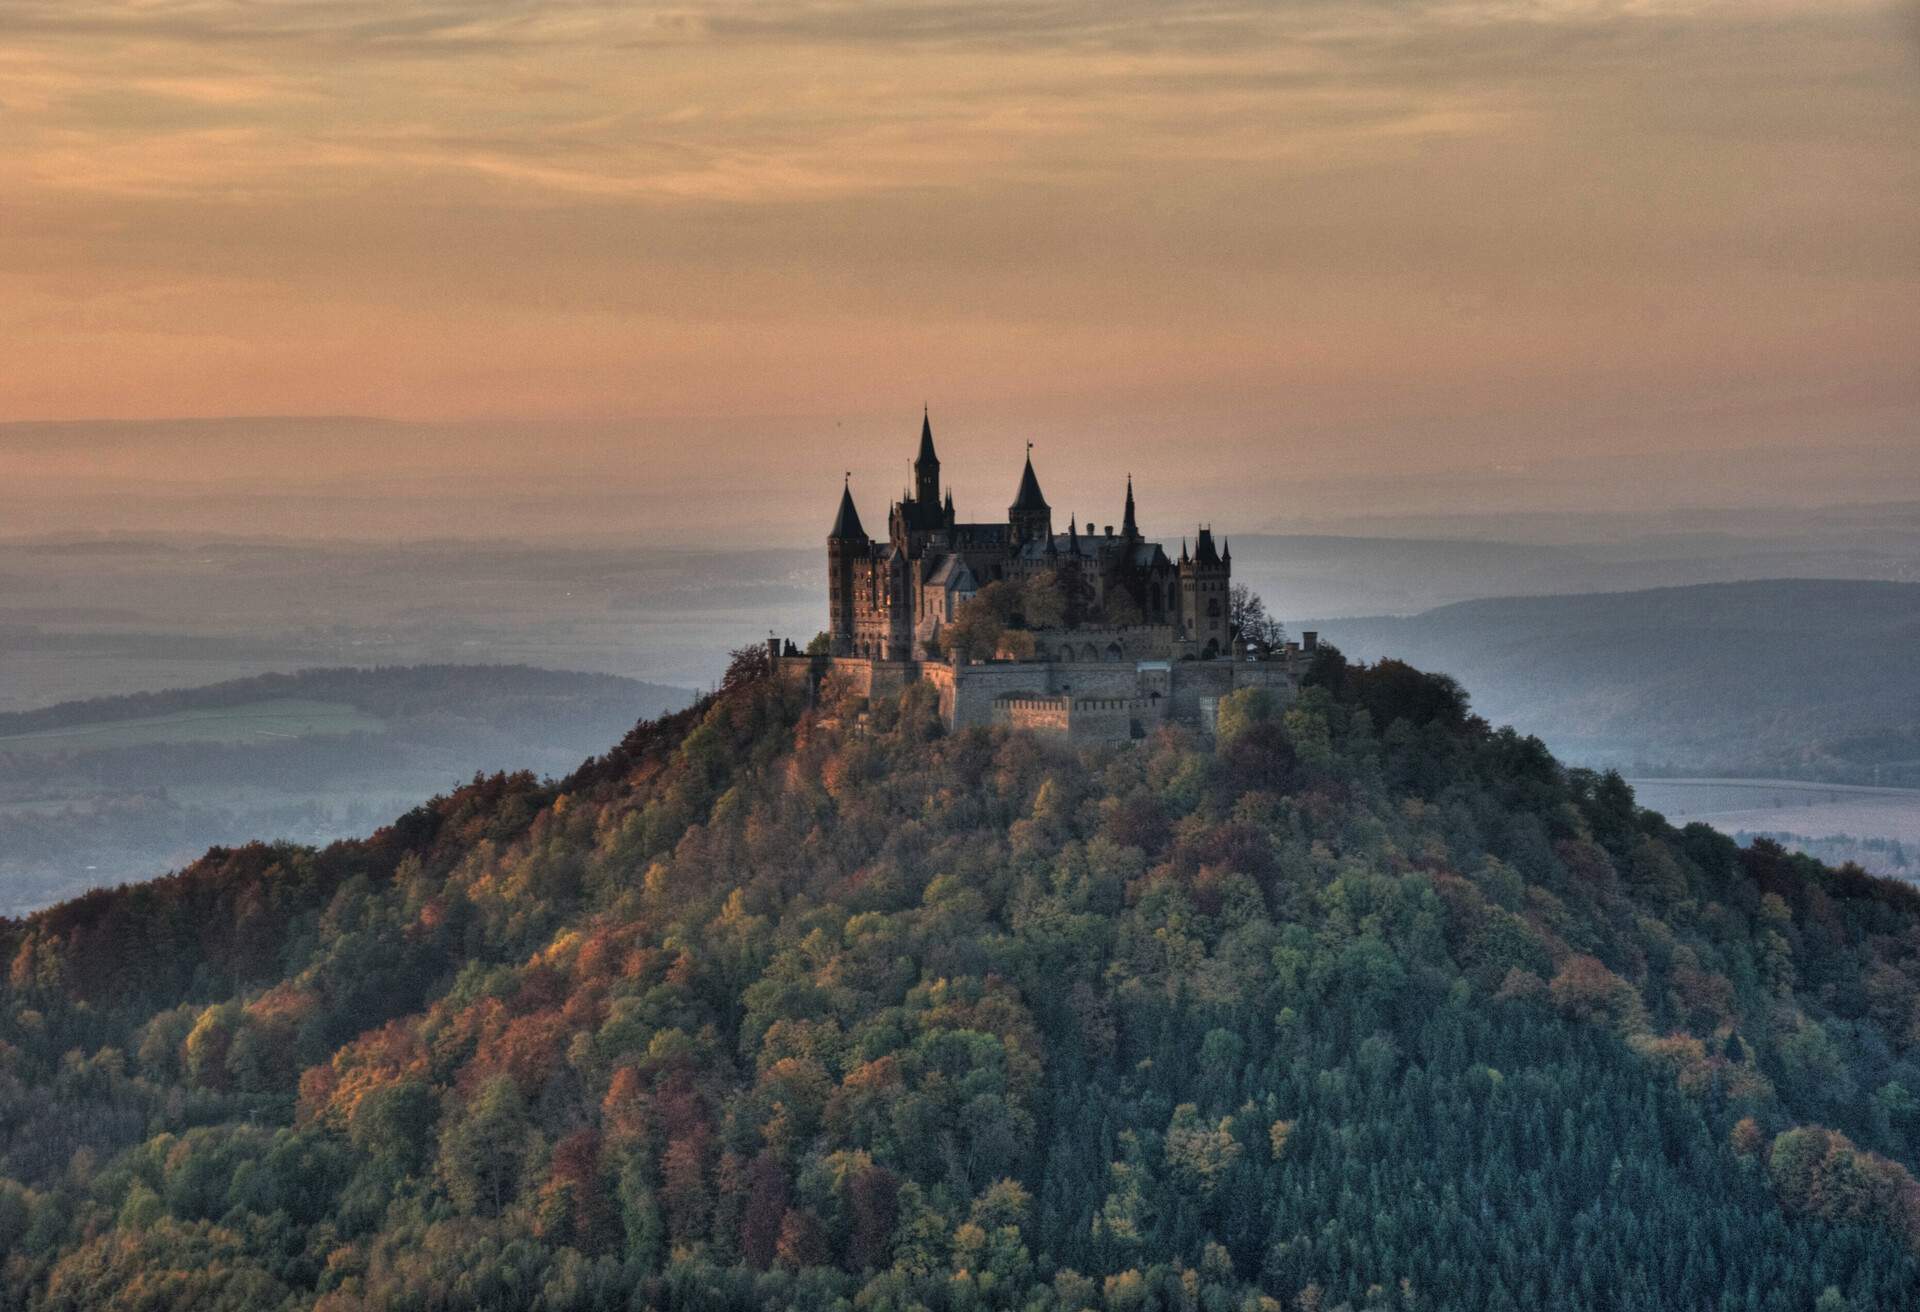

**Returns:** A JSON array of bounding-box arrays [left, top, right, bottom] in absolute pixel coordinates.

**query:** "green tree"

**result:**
[[437, 1075, 537, 1215]]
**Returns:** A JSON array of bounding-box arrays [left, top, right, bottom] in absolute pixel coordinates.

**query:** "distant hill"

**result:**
[[1304, 579, 1920, 783], [0, 665, 694, 913], [3, 650, 1920, 1308]]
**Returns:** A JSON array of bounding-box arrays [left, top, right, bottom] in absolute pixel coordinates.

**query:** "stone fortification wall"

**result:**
[[1065, 695, 1162, 745], [1163, 658, 1301, 727], [778, 647, 1304, 740], [1025, 624, 1172, 664], [775, 654, 919, 703], [989, 693, 1166, 745], [996, 695, 1071, 734]]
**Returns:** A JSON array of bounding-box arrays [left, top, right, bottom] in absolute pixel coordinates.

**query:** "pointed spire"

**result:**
[[1010, 445, 1049, 513], [1222, 536, 1231, 562], [1122, 474, 1138, 539], [1180, 536, 1190, 565], [916, 407, 937, 469], [830, 476, 867, 541]]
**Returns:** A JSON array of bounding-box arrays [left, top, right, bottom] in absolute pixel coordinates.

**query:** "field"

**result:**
[[1628, 778, 1920, 845], [0, 699, 385, 754], [1629, 777, 1920, 879]]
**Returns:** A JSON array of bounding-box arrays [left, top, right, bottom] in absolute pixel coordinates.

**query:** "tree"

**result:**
[[776, 1207, 830, 1269], [943, 583, 1021, 662], [722, 642, 775, 692], [1228, 584, 1284, 650], [1022, 571, 1069, 629], [845, 1163, 900, 1271], [437, 1076, 536, 1216], [740, 1151, 790, 1268]]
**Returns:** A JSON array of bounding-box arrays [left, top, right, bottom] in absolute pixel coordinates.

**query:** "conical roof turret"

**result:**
[[830, 479, 867, 541], [1122, 475, 1138, 538], [1011, 452, 1049, 513]]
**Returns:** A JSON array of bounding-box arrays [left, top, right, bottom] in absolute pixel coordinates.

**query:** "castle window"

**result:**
[[1207, 598, 1221, 618]]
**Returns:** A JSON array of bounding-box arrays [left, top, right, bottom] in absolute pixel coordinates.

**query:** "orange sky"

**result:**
[[2, 0, 1916, 531]]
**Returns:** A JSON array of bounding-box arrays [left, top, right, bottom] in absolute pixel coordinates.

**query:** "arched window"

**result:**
[[1081, 643, 1100, 662], [1058, 645, 1074, 663], [1105, 642, 1122, 662], [1203, 638, 1219, 659]]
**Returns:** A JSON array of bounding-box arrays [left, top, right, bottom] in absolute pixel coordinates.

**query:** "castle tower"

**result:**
[[1121, 475, 1139, 540], [1009, 448, 1052, 547], [1179, 526, 1230, 658], [914, 408, 940, 508], [827, 478, 867, 657]]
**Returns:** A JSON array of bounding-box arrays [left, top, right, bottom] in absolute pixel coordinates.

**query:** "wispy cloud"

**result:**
[[0, 0, 1912, 435]]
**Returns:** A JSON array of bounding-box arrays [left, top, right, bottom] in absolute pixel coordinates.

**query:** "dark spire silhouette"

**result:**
[[830, 477, 867, 541], [916, 408, 937, 469], [1122, 474, 1138, 539], [1011, 448, 1049, 513], [1195, 526, 1221, 567]]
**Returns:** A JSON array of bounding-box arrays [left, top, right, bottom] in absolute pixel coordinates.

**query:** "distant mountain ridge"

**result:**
[[1307, 578, 1920, 782], [0, 663, 692, 736], [0, 664, 696, 914]]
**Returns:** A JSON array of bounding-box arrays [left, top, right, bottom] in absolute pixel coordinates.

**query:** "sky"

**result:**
[[2, 0, 1916, 542]]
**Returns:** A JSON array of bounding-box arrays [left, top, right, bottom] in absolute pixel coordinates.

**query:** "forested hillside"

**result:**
[[3, 649, 1919, 1310], [1307, 580, 1920, 783]]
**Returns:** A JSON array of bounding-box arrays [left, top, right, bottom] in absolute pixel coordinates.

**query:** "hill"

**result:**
[[2, 650, 1919, 1309], [0, 665, 694, 914], [1304, 580, 1920, 783]]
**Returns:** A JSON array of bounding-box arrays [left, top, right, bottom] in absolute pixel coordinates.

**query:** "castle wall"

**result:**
[[997, 696, 1071, 735], [1064, 696, 1159, 745], [778, 647, 1302, 742], [775, 654, 919, 704], [945, 661, 1060, 730], [1026, 624, 1171, 664]]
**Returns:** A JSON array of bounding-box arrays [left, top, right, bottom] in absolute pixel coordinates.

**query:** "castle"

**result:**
[[775, 412, 1313, 743]]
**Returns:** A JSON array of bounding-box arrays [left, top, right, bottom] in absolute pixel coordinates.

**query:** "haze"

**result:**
[[2, 0, 1915, 544]]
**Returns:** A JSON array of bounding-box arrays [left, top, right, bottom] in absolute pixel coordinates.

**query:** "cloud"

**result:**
[[0, 0, 1911, 434]]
